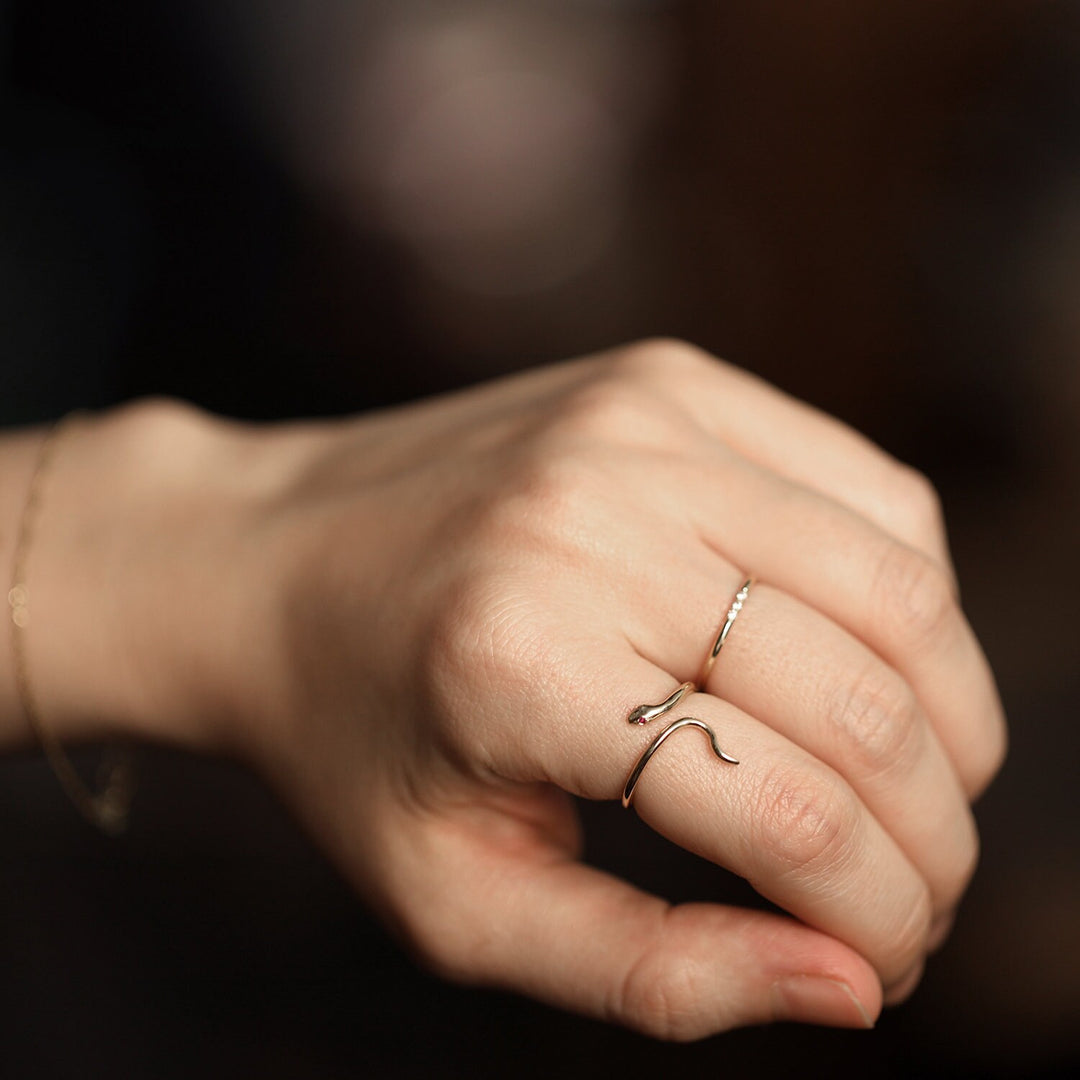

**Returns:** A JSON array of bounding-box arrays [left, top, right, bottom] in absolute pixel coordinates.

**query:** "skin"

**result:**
[[0, 339, 1005, 1040]]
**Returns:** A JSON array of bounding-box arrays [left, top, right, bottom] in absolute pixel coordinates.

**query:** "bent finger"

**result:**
[[484, 645, 933, 993], [690, 454, 1006, 798], [619, 340, 955, 575], [625, 564, 980, 918], [395, 812, 880, 1039]]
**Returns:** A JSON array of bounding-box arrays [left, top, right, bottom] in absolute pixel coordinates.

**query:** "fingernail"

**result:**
[[772, 975, 875, 1029]]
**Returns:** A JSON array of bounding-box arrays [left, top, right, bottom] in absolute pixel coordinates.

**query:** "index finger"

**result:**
[[488, 645, 934, 995]]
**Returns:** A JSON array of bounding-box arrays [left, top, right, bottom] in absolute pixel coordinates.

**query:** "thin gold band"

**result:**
[[700, 577, 754, 684], [8, 415, 135, 834]]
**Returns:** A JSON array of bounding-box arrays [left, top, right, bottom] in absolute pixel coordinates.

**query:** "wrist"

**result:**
[[0, 427, 52, 747], [5, 400, 288, 757]]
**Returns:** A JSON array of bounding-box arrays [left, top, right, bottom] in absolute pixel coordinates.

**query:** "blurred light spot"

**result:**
[[199, 2, 671, 297], [371, 67, 622, 294], [344, 10, 660, 296]]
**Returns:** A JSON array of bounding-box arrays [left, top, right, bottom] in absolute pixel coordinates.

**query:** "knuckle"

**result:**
[[113, 394, 205, 430], [402, 899, 489, 987], [106, 396, 217, 468], [475, 460, 617, 595], [889, 464, 947, 544], [494, 452, 598, 541], [829, 666, 924, 782], [616, 941, 707, 1041], [615, 337, 715, 381], [459, 435, 605, 562], [750, 764, 859, 879], [874, 543, 957, 649], [387, 825, 507, 988], [971, 719, 1008, 797], [551, 339, 717, 448], [553, 369, 660, 445], [943, 828, 980, 908]]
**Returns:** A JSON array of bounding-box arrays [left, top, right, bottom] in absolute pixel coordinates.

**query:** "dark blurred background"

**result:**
[[1, 1, 1078, 1076]]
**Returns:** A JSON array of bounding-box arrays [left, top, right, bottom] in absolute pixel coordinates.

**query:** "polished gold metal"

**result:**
[[627, 681, 695, 725], [622, 680, 739, 810], [8, 415, 135, 835], [619, 579, 754, 809], [700, 577, 754, 684], [622, 717, 739, 808]]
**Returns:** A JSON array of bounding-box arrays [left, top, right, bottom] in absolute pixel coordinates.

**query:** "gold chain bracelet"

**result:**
[[7, 414, 135, 834]]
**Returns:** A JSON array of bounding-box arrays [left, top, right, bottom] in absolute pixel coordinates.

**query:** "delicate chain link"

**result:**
[[7, 414, 135, 834]]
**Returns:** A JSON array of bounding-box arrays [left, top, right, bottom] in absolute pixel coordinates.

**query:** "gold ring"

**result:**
[[622, 718, 739, 808], [699, 577, 754, 684], [626, 681, 695, 725], [621, 682, 739, 809]]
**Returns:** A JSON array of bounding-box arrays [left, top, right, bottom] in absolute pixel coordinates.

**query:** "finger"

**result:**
[[626, 557, 979, 918], [364, 341, 954, 582], [493, 646, 933, 993], [690, 453, 1006, 799], [390, 799, 880, 1039], [620, 340, 955, 575], [397, 339, 953, 577]]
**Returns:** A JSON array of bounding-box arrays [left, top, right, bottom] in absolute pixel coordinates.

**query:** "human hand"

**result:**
[[30, 341, 1005, 1038]]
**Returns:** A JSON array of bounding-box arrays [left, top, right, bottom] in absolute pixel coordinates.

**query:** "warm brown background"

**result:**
[[2, 1, 1078, 1076]]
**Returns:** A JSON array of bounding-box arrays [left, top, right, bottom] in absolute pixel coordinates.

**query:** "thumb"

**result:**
[[388, 812, 881, 1040]]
